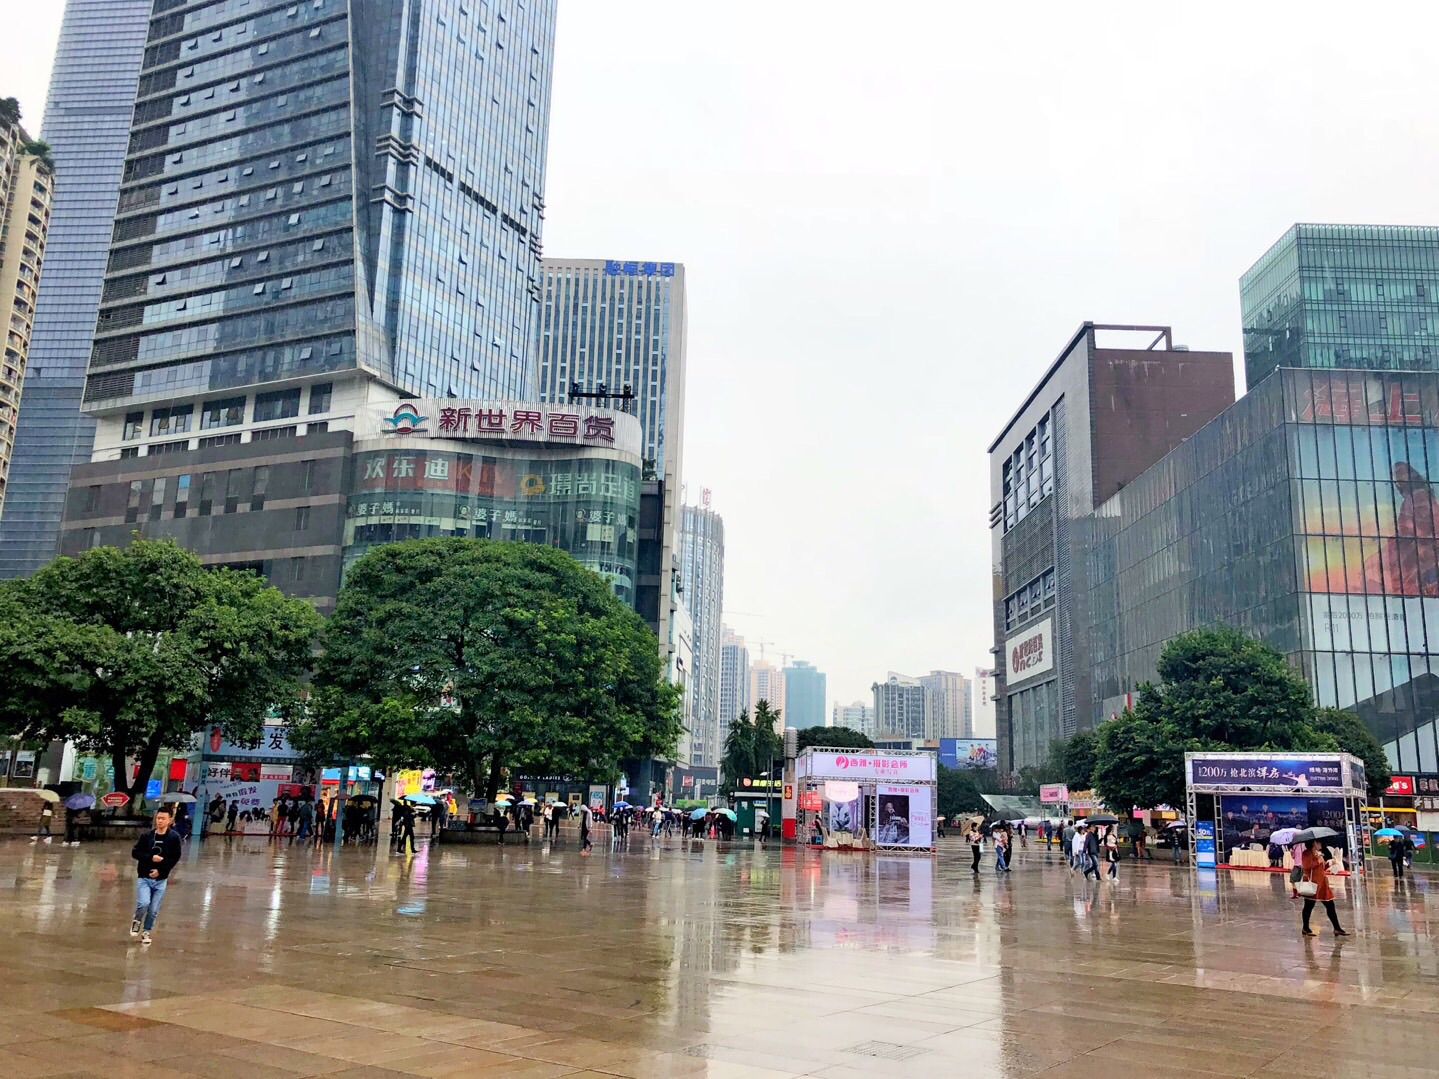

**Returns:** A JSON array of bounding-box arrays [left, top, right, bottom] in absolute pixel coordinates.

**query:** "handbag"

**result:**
[[1289, 865, 1303, 883], [1295, 880, 1318, 898]]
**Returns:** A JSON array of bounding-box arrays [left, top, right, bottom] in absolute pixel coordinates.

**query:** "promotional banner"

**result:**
[[1039, 783, 1070, 804], [939, 738, 998, 770], [1194, 820, 1216, 868], [798, 751, 936, 782], [1186, 755, 1346, 789], [875, 783, 933, 849]]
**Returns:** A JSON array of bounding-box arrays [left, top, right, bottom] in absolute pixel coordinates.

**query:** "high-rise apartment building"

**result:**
[[0, 0, 150, 577], [749, 659, 785, 723], [0, 112, 54, 514], [988, 324, 1234, 773], [679, 501, 723, 767], [718, 627, 749, 745], [919, 670, 971, 739], [872, 673, 927, 739], [832, 701, 874, 738], [54, 0, 559, 606], [1241, 224, 1439, 392], [537, 257, 687, 660], [973, 667, 997, 738], [782, 660, 826, 729]]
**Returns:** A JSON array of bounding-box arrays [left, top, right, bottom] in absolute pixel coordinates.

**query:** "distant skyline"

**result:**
[[14, 2, 1439, 709]]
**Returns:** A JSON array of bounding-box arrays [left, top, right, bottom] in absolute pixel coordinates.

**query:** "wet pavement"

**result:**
[[3, 832, 1438, 1078]]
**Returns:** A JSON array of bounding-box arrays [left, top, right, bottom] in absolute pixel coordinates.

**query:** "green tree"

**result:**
[[1311, 707, 1391, 799], [1091, 706, 1205, 813], [796, 725, 873, 751], [937, 764, 991, 819], [720, 701, 783, 794], [295, 538, 680, 799], [0, 98, 19, 129], [1060, 729, 1100, 789], [0, 539, 322, 805], [21, 139, 53, 172]]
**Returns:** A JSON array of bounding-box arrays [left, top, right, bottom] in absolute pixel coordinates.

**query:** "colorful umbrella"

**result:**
[[64, 793, 95, 810], [716, 809, 737, 820], [689, 807, 708, 820]]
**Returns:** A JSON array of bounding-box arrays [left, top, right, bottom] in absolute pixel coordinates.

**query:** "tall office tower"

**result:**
[[679, 500, 723, 767], [988, 324, 1234, 774], [1242, 224, 1439, 392], [56, 0, 558, 606], [832, 701, 875, 738], [782, 660, 827, 729], [872, 673, 927, 739], [538, 258, 687, 655], [0, 112, 54, 514], [749, 659, 785, 723], [0, 0, 150, 578], [972, 667, 997, 738], [718, 627, 749, 746], [919, 670, 971, 739]]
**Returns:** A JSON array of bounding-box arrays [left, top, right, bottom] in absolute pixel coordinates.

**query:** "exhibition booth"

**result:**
[[794, 748, 936, 855], [1183, 751, 1368, 875]]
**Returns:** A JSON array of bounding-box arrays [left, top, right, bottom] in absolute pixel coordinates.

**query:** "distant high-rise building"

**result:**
[[679, 502, 723, 767], [782, 660, 826, 729], [832, 701, 875, 738], [719, 626, 749, 746], [538, 257, 687, 661], [749, 659, 785, 724], [54, 0, 560, 611], [919, 670, 971, 739], [0, 112, 54, 515], [872, 673, 927, 739], [0, 0, 150, 577], [973, 667, 997, 738], [1242, 224, 1439, 391]]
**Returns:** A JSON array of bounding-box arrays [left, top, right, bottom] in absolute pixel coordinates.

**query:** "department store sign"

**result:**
[[377, 401, 642, 458], [1005, 618, 1053, 685]]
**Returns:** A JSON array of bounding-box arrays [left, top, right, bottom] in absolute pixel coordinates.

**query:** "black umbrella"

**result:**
[[1084, 814, 1120, 825], [1293, 826, 1341, 844]]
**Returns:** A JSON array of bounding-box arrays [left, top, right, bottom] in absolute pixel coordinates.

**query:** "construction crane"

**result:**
[[750, 639, 793, 667]]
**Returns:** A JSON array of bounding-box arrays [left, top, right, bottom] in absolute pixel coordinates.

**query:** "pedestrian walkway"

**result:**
[[3, 835, 1437, 1077]]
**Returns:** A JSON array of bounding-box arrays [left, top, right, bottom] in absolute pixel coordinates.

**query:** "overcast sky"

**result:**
[[11, 3, 1439, 729]]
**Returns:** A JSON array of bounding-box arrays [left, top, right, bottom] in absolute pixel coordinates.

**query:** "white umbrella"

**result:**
[[1268, 827, 1300, 846]]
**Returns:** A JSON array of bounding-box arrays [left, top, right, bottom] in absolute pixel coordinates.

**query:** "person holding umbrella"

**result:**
[[1298, 834, 1347, 937], [965, 819, 983, 873]]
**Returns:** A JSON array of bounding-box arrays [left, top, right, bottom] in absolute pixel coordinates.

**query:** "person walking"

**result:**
[[579, 802, 594, 855], [295, 798, 314, 840], [966, 821, 983, 873], [1082, 824, 1102, 881], [1299, 839, 1347, 937], [395, 801, 418, 854], [129, 807, 183, 945], [1104, 826, 1120, 880], [225, 799, 240, 834], [1389, 834, 1410, 878], [994, 828, 1010, 873], [1062, 821, 1077, 870]]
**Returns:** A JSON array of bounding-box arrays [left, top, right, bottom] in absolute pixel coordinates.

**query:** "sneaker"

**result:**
[[141, 931, 152, 946], [130, 919, 142, 938]]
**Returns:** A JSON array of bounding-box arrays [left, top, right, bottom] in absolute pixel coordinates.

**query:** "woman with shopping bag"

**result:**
[[1298, 839, 1347, 938]]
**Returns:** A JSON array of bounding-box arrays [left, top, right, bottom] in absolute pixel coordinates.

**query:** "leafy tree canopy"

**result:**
[[937, 764, 997, 819], [796, 725, 873, 751], [0, 98, 19, 128], [1059, 729, 1100, 790], [293, 538, 680, 798], [0, 539, 322, 803], [720, 702, 783, 794]]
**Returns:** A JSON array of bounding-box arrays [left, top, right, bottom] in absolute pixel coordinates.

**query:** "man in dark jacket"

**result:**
[[130, 807, 184, 945], [1082, 823, 1102, 880]]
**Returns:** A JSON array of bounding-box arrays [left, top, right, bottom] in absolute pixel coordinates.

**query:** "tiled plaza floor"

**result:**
[[3, 831, 1438, 1078]]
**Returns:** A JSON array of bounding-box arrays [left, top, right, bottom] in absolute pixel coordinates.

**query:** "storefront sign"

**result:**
[[1004, 618, 1053, 685], [876, 783, 933, 849], [1386, 776, 1416, 797], [603, 259, 676, 277], [1187, 754, 1346, 789], [375, 400, 643, 457], [799, 790, 822, 812], [101, 792, 130, 808], [260, 766, 293, 782], [1040, 784, 1070, 804], [1067, 789, 1098, 811], [206, 724, 299, 763], [798, 751, 936, 783]]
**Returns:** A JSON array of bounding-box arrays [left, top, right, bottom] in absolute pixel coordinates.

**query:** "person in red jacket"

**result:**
[[1299, 840, 1348, 938]]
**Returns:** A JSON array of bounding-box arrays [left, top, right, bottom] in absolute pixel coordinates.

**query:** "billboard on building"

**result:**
[[939, 738, 998, 770], [1004, 618, 1053, 685]]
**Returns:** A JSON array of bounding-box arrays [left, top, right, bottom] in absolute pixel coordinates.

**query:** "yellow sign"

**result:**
[[520, 473, 546, 496]]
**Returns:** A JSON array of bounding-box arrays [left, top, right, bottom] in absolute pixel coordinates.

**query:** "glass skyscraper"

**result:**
[[782, 660, 827, 730], [0, 0, 150, 578], [1241, 224, 1439, 392], [679, 502, 723, 767], [82, 0, 555, 453]]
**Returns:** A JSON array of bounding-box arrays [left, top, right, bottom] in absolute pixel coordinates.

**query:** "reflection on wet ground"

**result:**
[[3, 833, 1438, 1077]]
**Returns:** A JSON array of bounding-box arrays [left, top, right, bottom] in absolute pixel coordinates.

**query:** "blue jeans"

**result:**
[[134, 876, 168, 930]]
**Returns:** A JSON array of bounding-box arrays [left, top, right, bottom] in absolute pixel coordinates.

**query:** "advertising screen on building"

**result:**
[[1039, 783, 1070, 804], [939, 738, 998, 770], [1005, 618, 1053, 685]]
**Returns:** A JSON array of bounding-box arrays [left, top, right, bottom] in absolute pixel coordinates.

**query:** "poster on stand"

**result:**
[[876, 783, 933, 848]]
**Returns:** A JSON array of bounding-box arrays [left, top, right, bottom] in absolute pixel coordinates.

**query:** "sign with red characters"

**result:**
[[1005, 617, 1054, 685]]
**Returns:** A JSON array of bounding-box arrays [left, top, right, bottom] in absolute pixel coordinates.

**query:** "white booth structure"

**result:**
[[794, 748, 937, 855]]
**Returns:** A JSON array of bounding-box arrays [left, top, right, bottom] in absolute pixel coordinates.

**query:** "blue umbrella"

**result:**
[[402, 793, 437, 805], [612, 801, 631, 810], [1375, 827, 1406, 837], [690, 807, 708, 820], [64, 793, 95, 810]]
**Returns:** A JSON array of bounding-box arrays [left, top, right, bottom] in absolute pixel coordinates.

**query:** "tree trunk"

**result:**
[[125, 731, 166, 808], [470, 759, 488, 801], [110, 747, 129, 811], [486, 757, 502, 801]]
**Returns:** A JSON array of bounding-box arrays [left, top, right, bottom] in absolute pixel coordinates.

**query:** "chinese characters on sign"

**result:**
[[798, 751, 938, 783], [433, 406, 615, 443], [1295, 373, 1437, 427], [1186, 755, 1347, 789], [602, 259, 676, 277], [1004, 618, 1054, 684]]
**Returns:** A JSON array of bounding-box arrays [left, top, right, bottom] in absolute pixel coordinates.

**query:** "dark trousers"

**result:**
[[1302, 898, 1343, 933], [970, 844, 982, 871], [398, 825, 416, 852], [1391, 856, 1405, 878]]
